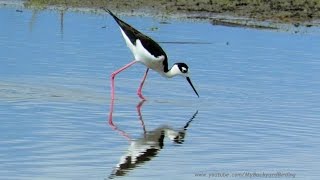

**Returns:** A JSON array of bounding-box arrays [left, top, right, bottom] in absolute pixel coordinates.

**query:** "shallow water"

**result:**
[[1, 4, 320, 180]]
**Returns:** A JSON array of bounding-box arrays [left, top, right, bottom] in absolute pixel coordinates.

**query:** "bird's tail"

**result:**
[[101, 7, 122, 25], [101, 7, 113, 17], [101, 6, 141, 40]]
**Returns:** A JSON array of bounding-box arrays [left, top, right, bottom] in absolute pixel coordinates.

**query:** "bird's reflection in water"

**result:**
[[108, 100, 198, 178]]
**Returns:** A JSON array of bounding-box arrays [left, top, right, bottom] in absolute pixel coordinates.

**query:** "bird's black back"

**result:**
[[104, 8, 169, 72]]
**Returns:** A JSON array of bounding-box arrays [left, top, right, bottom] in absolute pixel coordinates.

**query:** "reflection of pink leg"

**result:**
[[137, 68, 149, 100], [111, 60, 138, 100], [108, 99, 131, 141], [108, 99, 115, 126], [136, 100, 146, 134]]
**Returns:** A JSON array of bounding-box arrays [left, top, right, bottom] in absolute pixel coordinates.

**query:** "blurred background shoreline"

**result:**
[[2, 0, 320, 29]]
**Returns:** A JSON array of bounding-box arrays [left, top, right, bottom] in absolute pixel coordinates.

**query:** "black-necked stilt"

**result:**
[[103, 8, 199, 99]]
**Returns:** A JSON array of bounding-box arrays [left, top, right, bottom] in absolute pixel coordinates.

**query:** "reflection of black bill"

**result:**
[[186, 77, 199, 98]]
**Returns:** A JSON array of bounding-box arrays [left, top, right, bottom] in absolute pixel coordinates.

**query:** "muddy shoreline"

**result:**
[[3, 0, 320, 30], [25, 0, 320, 20]]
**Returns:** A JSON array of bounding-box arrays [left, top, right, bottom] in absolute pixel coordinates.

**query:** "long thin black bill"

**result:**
[[186, 77, 199, 98]]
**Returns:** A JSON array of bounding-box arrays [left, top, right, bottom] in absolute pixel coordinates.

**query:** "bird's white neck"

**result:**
[[164, 64, 181, 78]]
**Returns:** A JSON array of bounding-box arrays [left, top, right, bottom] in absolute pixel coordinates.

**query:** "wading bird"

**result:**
[[103, 8, 199, 99]]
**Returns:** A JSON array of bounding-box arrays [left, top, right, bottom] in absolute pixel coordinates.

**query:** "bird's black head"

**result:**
[[175, 63, 189, 74], [173, 63, 199, 98]]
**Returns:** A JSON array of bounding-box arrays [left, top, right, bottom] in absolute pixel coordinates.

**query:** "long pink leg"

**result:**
[[137, 68, 149, 100], [111, 60, 138, 100]]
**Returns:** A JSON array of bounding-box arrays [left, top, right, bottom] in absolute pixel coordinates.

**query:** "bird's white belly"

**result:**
[[121, 29, 166, 73], [133, 40, 165, 72], [137, 55, 164, 72]]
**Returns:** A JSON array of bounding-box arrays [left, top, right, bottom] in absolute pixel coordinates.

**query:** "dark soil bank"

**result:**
[[25, 0, 320, 23]]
